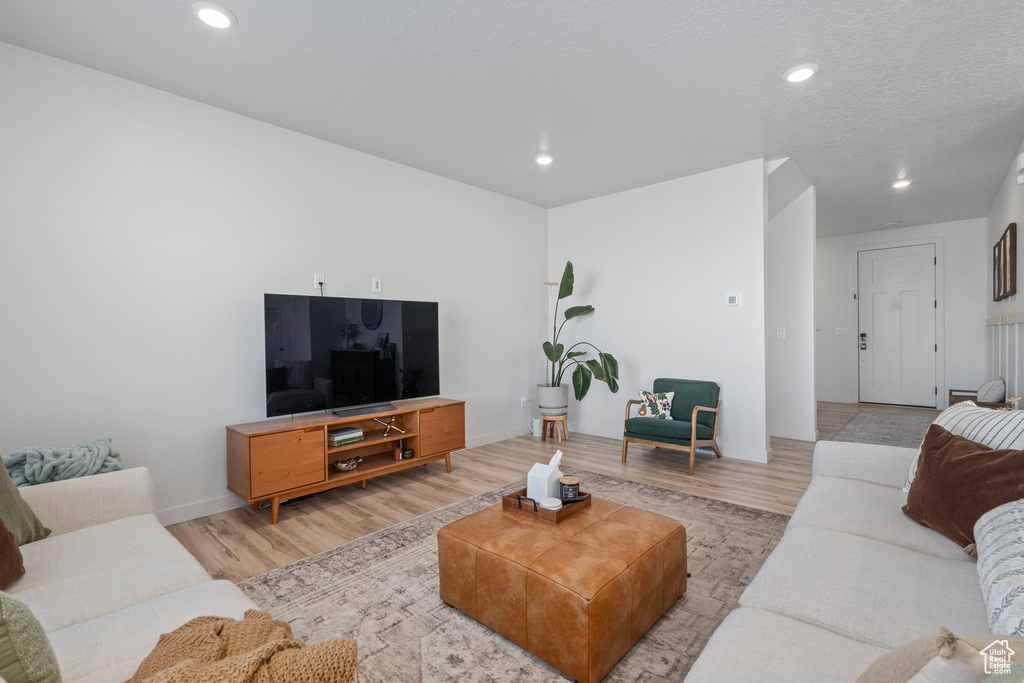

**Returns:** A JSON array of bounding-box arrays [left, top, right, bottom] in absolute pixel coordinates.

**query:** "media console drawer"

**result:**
[[419, 403, 465, 457], [249, 428, 325, 498]]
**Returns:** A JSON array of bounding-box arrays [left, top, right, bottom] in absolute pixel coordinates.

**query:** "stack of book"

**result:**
[[328, 427, 364, 447]]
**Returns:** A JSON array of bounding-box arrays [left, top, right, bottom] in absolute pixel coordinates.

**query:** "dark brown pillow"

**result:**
[[0, 516, 25, 589], [903, 423, 1024, 547]]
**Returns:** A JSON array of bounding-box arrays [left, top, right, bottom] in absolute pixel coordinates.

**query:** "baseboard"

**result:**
[[817, 393, 857, 403], [717, 444, 771, 464], [465, 425, 531, 449], [158, 493, 245, 526], [768, 425, 819, 442]]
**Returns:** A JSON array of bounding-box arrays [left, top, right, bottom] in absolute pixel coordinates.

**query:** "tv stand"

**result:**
[[227, 397, 464, 524], [332, 402, 397, 418]]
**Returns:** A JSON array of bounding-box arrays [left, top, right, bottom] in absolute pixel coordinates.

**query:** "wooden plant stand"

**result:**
[[227, 398, 465, 524]]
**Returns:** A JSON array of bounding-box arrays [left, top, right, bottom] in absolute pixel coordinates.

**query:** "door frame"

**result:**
[[848, 237, 945, 408]]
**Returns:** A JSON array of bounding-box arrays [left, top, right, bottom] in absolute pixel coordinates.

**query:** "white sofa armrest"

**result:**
[[18, 467, 157, 536], [812, 441, 918, 490]]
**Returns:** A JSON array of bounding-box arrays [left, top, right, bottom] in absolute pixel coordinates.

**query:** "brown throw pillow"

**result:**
[[0, 517, 25, 589], [903, 424, 1024, 548]]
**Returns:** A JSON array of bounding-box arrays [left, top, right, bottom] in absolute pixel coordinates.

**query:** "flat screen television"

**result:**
[[264, 293, 439, 417]]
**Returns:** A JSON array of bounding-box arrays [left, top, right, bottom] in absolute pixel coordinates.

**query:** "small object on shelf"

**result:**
[[332, 457, 362, 471], [373, 416, 406, 437], [393, 446, 402, 461], [329, 427, 364, 447], [559, 475, 580, 500], [402, 448, 414, 459], [539, 497, 562, 511]]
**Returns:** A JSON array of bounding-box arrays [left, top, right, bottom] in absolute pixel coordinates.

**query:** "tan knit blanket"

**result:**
[[127, 610, 357, 683]]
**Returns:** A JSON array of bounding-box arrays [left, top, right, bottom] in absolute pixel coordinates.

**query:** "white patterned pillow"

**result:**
[[974, 499, 1024, 636], [639, 390, 674, 420], [978, 377, 1007, 403], [904, 401, 1024, 492]]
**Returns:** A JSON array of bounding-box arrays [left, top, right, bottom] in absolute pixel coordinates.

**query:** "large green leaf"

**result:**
[[572, 364, 592, 400], [565, 351, 587, 359], [557, 261, 574, 300], [563, 305, 594, 320], [600, 353, 620, 393], [543, 341, 563, 363], [586, 358, 605, 381]]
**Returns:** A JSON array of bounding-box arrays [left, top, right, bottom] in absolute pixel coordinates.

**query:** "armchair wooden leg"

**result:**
[[711, 442, 723, 458], [688, 445, 696, 476], [621, 439, 629, 463]]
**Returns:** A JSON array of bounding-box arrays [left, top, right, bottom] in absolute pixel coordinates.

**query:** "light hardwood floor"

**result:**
[[168, 401, 938, 583]]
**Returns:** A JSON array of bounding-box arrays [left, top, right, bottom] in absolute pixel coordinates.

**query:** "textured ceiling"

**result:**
[[1, 0, 1022, 235]]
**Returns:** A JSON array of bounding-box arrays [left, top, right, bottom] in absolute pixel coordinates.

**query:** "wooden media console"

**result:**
[[227, 397, 465, 523]]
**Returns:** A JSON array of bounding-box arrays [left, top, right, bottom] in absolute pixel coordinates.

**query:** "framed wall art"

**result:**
[[994, 223, 1017, 302]]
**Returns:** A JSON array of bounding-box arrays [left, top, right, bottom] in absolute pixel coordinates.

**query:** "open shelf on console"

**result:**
[[327, 450, 424, 485], [327, 428, 416, 455]]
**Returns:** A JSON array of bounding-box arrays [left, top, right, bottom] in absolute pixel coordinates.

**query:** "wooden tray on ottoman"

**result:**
[[501, 487, 591, 523]]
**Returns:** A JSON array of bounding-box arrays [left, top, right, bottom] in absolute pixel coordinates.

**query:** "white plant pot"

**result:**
[[537, 384, 569, 416]]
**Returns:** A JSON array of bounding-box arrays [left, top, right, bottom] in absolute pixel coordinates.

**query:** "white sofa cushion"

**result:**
[[738, 526, 991, 648], [685, 607, 888, 682], [788, 477, 968, 561], [48, 580, 257, 683], [8, 514, 211, 631], [974, 499, 1024, 636]]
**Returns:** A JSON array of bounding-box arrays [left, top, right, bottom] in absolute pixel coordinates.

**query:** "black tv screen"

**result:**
[[264, 294, 439, 417]]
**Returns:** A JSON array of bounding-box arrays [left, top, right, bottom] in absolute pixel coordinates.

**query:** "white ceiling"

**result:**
[[2, 0, 1022, 236]]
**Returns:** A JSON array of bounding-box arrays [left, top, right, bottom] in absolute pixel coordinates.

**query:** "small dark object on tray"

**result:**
[[560, 496, 587, 504]]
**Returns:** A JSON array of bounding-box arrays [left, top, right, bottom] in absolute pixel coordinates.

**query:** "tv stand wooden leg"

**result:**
[[271, 497, 280, 525], [445, 452, 451, 473], [252, 501, 259, 512], [361, 480, 366, 489]]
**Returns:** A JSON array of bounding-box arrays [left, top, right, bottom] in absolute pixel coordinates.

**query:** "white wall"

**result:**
[[984, 139, 1024, 396], [816, 219, 988, 406], [766, 187, 817, 440], [547, 159, 770, 463], [0, 44, 549, 524]]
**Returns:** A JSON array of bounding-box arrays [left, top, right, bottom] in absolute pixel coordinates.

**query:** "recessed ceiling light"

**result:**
[[892, 180, 911, 189], [535, 153, 554, 166], [191, 2, 236, 28], [784, 64, 818, 83]]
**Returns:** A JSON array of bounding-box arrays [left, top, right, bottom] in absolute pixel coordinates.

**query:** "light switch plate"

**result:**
[[727, 294, 741, 306]]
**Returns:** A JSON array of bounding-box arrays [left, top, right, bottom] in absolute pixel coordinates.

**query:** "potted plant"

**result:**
[[538, 261, 619, 415]]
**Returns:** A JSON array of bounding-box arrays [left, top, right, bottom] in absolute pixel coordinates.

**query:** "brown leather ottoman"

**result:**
[[437, 497, 687, 683]]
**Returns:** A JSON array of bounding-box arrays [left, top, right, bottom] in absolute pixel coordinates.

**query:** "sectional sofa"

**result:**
[[687, 439, 993, 680], [8, 467, 257, 683]]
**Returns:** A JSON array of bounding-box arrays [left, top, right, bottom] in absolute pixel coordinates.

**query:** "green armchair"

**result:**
[[622, 378, 722, 476]]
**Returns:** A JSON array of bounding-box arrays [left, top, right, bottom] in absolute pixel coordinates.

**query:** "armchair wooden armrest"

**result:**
[[625, 399, 644, 421]]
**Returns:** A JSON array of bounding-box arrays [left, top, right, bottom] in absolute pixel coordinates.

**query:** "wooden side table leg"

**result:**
[[271, 497, 280, 525], [562, 418, 569, 440], [445, 452, 452, 473], [541, 419, 548, 441], [555, 419, 563, 444]]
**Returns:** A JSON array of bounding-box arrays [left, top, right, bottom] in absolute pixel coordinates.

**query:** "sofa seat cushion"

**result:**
[[738, 526, 991, 648], [686, 608, 889, 682], [788, 477, 968, 561], [624, 417, 712, 443], [49, 580, 258, 683], [8, 514, 212, 631]]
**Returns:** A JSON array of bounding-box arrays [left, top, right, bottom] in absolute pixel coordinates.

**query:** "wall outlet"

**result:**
[[372, 277, 382, 293], [776, 327, 786, 339], [727, 294, 741, 306], [314, 273, 324, 291], [521, 396, 527, 407]]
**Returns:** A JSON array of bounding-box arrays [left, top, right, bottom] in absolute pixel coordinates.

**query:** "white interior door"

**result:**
[[858, 244, 936, 407]]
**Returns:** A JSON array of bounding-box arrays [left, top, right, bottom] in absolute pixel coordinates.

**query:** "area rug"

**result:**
[[829, 410, 936, 448], [238, 467, 789, 682]]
